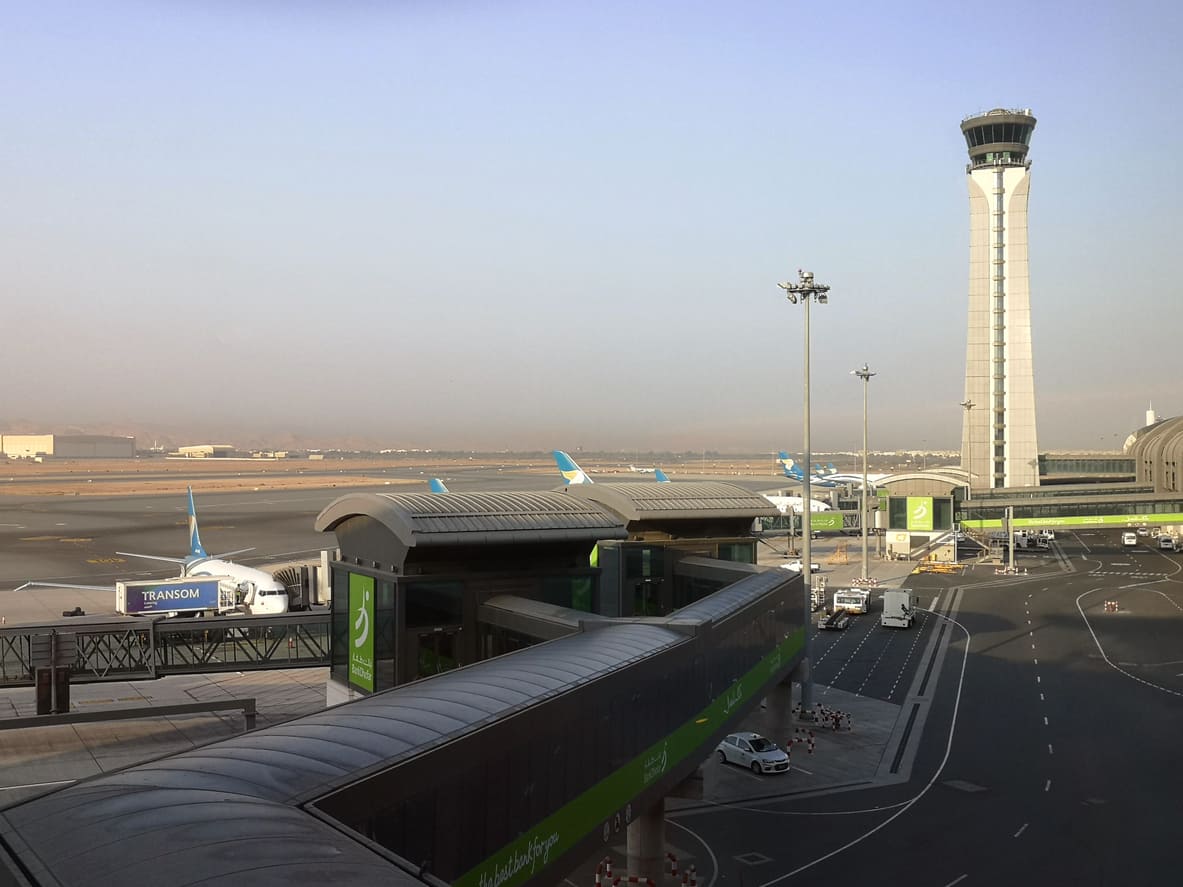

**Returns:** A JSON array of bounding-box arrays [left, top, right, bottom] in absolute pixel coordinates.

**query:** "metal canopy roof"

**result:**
[[315, 490, 627, 548], [0, 623, 686, 887], [561, 481, 778, 523]]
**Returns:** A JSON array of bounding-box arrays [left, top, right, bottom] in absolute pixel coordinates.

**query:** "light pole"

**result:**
[[779, 269, 829, 716], [852, 363, 876, 581], [959, 400, 975, 501]]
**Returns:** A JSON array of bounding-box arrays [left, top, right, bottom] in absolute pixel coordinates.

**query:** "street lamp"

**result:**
[[851, 363, 876, 581], [779, 269, 830, 716]]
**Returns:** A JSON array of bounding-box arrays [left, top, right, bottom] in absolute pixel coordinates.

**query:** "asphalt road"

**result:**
[[666, 529, 1183, 886]]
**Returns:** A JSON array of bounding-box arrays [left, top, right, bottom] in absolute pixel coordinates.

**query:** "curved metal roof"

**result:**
[[314, 490, 627, 547], [0, 623, 686, 886], [561, 481, 778, 522], [673, 567, 792, 623]]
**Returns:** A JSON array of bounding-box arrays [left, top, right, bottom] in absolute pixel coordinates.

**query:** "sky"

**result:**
[[4, 1, 1181, 453]]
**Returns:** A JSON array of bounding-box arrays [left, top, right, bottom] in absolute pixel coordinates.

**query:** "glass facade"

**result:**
[[964, 122, 1033, 148]]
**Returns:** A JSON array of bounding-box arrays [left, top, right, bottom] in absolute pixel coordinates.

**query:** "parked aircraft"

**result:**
[[112, 487, 290, 615], [630, 464, 656, 474], [777, 452, 840, 487], [554, 451, 670, 485]]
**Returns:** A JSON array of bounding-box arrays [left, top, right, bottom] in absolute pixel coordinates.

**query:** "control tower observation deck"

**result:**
[[960, 108, 1040, 490]]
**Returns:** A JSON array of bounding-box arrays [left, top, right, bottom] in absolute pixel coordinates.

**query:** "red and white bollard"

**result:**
[[666, 852, 678, 877]]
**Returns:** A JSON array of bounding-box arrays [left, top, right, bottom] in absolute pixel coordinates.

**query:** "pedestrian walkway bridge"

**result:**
[[0, 611, 330, 687], [0, 568, 804, 887]]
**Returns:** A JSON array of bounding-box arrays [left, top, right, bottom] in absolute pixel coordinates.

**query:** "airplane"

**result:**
[[554, 451, 670, 485], [428, 478, 449, 493], [777, 452, 840, 487], [109, 486, 291, 615], [629, 464, 656, 474]]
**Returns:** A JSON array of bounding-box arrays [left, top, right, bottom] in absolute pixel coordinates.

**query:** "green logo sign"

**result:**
[[810, 512, 843, 532], [348, 573, 375, 692], [907, 496, 933, 532]]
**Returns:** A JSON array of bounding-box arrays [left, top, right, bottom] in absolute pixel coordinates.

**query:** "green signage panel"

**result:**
[[811, 512, 844, 532], [348, 573, 375, 692], [906, 496, 934, 532]]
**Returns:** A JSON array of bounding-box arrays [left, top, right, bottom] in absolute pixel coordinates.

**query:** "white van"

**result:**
[[1159, 536, 1176, 551], [1122, 532, 1138, 547]]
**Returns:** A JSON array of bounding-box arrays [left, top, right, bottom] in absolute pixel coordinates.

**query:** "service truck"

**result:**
[[116, 577, 238, 617], [880, 589, 918, 629], [832, 588, 870, 614]]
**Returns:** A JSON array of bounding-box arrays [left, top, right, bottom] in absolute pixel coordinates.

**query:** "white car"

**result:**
[[716, 732, 790, 774], [780, 560, 821, 573]]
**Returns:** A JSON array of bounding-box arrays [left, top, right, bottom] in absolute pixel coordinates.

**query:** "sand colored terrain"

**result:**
[[0, 456, 773, 497], [0, 458, 430, 497]]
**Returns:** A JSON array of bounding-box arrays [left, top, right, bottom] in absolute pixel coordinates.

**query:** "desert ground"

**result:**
[[0, 455, 779, 497]]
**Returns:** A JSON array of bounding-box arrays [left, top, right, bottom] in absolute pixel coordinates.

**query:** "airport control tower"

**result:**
[[960, 108, 1040, 490]]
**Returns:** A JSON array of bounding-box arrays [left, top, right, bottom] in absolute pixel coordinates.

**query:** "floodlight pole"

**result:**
[[959, 400, 976, 502], [853, 364, 876, 581], [779, 269, 830, 716]]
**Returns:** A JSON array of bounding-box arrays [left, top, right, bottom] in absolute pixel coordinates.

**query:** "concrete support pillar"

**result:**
[[761, 680, 793, 748], [793, 657, 814, 718], [626, 797, 664, 879]]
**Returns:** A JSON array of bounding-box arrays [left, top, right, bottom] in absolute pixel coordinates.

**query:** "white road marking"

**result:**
[[1014, 823, 1029, 838], [943, 876, 968, 887], [1043, 716, 1048, 726], [1034, 658, 1039, 665], [1045, 779, 1052, 792], [0, 779, 75, 792], [1036, 675, 1041, 683], [1048, 744, 1054, 755], [1040, 693, 1045, 701]]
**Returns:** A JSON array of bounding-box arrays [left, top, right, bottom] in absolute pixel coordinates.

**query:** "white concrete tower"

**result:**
[[961, 108, 1039, 489]]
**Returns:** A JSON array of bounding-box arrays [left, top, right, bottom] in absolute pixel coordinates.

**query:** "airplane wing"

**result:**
[[15, 581, 116, 592], [116, 551, 188, 566]]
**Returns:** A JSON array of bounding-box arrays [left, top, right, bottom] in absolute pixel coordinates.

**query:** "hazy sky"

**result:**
[[5, 1, 1181, 453]]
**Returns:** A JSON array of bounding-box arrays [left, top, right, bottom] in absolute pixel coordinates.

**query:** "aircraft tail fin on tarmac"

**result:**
[[187, 486, 208, 559], [654, 468, 670, 483], [428, 478, 449, 493], [554, 450, 593, 485]]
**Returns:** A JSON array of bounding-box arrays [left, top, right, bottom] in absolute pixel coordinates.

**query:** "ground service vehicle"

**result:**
[[1123, 532, 1138, 547], [833, 588, 870, 614], [818, 609, 851, 630], [116, 577, 236, 617], [1159, 536, 1176, 551], [881, 590, 917, 629], [716, 732, 790, 773]]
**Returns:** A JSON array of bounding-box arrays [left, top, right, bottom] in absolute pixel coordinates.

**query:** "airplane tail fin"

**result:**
[[781, 457, 805, 480], [654, 468, 670, 483], [554, 450, 593, 485], [187, 486, 208, 559], [428, 478, 449, 493], [826, 463, 836, 474]]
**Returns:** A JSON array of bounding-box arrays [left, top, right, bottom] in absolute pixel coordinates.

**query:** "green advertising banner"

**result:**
[[348, 573, 375, 692], [810, 512, 844, 532], [906, 496, 934, 532]]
